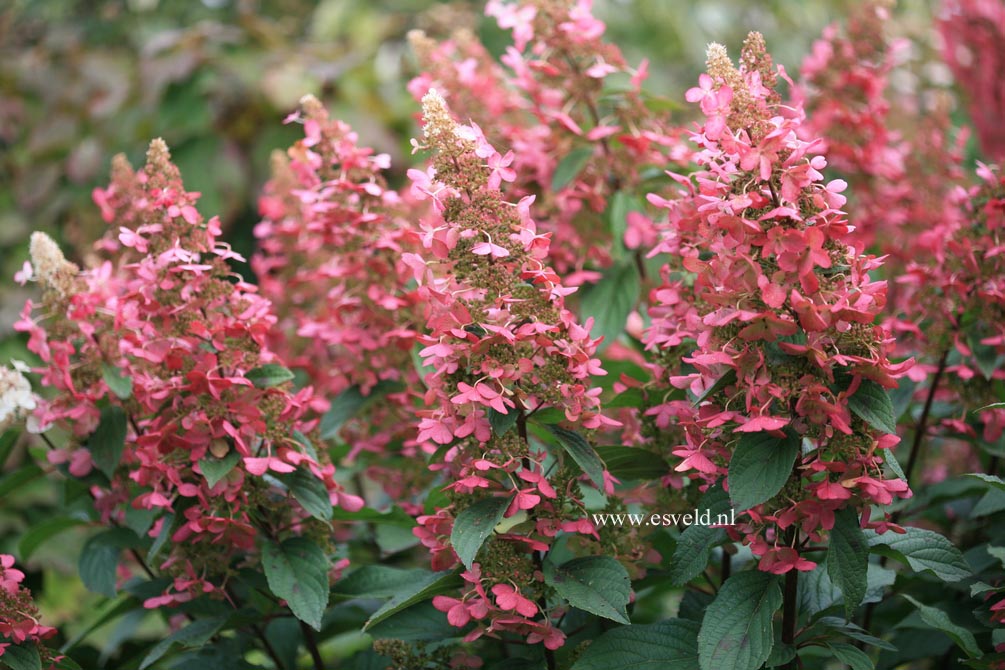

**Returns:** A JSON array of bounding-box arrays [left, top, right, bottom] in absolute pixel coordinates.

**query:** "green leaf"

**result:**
[[571, 619, 700, 670], [551, 147, 594, 191], [827, 508, 869, 619], [848, 379, 897, 435], [670, 486, 731, 585], [727, 430, 800, 511], [965, 473, 1005, 493], [594, 446, 667, 480], [605, 387, 645, 409], [0, 463, 43, 497], [866, 527, 972, 582], [102, 364, 133, 399], [884, 449, 907, 482], [0, 428, 19, 466], [363, 570, 464, 630], [814, 617, 897, 651], [261, 537, 330, 631], [147, 512, 176, 564], [367, 600, 461, 641], [902, 596, 981, 658], [329, 506, 416, 527], [826, 643, 874, 670], [451, 496, 510, 570], [334, 566, 435, 599], [19, 516, 85, 561], [2, 643, 42, 670], [319, 381, 403, 440], [800, 563, 895, 617], [280, 468, 333, 522], [546, 556, 631, 625], [697, 571, 781, 670], [244, 364, 294, 388], [79, 528, 138, 597], [139, 616, 226, 669], [198, 451, 240, 488], [579, 259, 640, 351], [89, 405, 127, 479], [489, 408, 519, 437], [548, 426, 606, 490]]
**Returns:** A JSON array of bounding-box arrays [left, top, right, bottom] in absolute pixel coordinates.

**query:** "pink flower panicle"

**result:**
[[408, 88, 623, 648], [0, 555, 57, 664], [252, 96, 430, 504], [646, 34, 913, 573], [16, 139, 355, 608], [938, 0, 1005, 162]]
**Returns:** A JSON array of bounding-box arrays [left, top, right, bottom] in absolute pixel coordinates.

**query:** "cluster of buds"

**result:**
[[15, 140, 358, 608], [646, 35, 912, 573], [408, 88, 618, 648], [0, 555, 57, 664]]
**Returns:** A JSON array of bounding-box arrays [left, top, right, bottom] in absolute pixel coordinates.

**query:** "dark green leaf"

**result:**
[[670, 486, 731, 585], [367, 601, 461, 641], [319, 381, 402, 440], [334, 566, 435, 599], [102, 364, 133, 399], [826, 643, 874, 670], [0, 463, 43, 497], [451, 496, 510, 570], [902, 596, 981, 658], [79, 527, 138, 597], [261, 537, 330, 631], [814, 617, 897, 651], [0, 428, 20, 466], [695, 369, 737, 405], [827, 508, 869, 619], [866, 527, 971, 582], [489, 408, 519, 437], [280, 468, 333, 522], [966, 473, 1005, 492], [198, 451, 240, 488], [571, 619, 700, 670], [546, 556, 631, 624], [244, 364, 294, 388], [330, 506, 415, 527], [552, 147, 594, 191], [848, 379, 897, 435], [579, 259, 640, 351], [89, 405, 127, 479], [697, 571, 781, 670], [727, 430, 800, 511], [594, 446, 666, 480], [549, 426, 606, 490], [605, 387, 645, 409], [363, 570, 463, 630], [2, 643, 41, 670], [19, 516, 85, 561], [140, 616, 226, 669], [147, 512, 175, 564]]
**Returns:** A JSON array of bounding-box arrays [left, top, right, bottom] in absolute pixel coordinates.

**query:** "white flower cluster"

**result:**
[[0, 363, 36, 432]]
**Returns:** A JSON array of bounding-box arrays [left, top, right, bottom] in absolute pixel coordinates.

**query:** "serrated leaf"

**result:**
[[571, 619, 700, 670], [884, 449, 907, 482], [3, 643, 42, 670], [815, 617, 898, 651], [366, 600, 461, 641], [866, 527, 972, 582], [451, 496, 510, 569], [801, 563, 895, 618], [334, 566, 434, 599], [546, 556, 631, 624], [594, 446, 667, 480], [140, 616, 226, 669], [727, 430, 800, 511], [966, 473, 1005, 492], [695, 369, 737, 405], [79, 527, 139, 597], [826, 643, 874, 670], [280, 468, 333, 522], [848, 379, 897, 435], [902, 596, 981, 658], [697, 571, 781, 670], [319, 381, 403, 440], [363, 570, 463, 630], [552, 147, 594, 191], [580, 259, 640, 351], [245, 364, 294, 388], [827, 508, 869, 619], [102, 364, 133, 399], [89, 405, 127, 479], [19, 516, 85, 561], [198, 451, 241, 488], [261, 538, 329, 631], [670, 486, 731, 585], [147, 512, 176, 564], [489, 408, 518, 436], [548, 426, 606, 490]]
